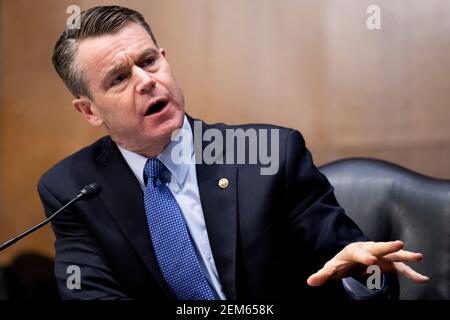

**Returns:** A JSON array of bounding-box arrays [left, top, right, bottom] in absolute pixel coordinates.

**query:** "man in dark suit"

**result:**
[[38, 6, 428, 300]]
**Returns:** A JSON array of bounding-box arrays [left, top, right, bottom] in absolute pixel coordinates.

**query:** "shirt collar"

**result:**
[[117, 115, 193, 188]]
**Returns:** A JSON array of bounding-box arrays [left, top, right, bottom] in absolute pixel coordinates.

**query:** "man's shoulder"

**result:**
[[38, 135, 112, 188]]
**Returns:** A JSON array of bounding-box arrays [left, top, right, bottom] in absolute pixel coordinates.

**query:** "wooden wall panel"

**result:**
[[1, 0, 449, 263]]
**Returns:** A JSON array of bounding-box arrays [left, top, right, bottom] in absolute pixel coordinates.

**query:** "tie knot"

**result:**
[[144, 158, 166, 180]]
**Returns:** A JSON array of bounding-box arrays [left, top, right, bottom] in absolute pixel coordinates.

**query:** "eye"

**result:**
[[142, 57, 156, 68], [111, 73, 129, 86]]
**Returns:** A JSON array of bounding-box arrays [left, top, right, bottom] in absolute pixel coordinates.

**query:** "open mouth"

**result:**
[[145, 99, 169, 116]]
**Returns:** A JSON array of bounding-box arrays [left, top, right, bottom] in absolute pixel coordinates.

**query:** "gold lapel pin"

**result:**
[[218, 178, 229, 189]]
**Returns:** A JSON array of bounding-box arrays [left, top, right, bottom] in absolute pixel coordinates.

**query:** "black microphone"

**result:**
[[0, 183, 102, 252], [76, 182, 102, 200]]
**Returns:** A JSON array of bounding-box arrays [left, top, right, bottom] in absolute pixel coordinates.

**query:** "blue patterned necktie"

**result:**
[[143, 158, 215, 300]]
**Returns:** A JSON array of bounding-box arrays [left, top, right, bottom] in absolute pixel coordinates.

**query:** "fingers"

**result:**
[[366, 240, 404, 257], [347, 245, 378, 265], [307, 271, 328, 287], [306, 240, 428, 287], [394, 262, 430, 283], [383, 250, 423, 262], [307, 263, 336, 287], [307, 241, 400, 287]]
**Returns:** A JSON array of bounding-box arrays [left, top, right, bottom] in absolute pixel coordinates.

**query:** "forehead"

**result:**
[[75, 22, 157, 83]]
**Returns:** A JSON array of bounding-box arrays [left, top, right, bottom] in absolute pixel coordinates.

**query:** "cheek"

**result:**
[[110, 91, 136, 116], [165, 78, 184, 105], [159, 69, 180, 91]]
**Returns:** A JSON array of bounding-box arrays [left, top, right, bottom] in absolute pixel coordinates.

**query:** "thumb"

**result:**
[[307, 270, 331, 287]]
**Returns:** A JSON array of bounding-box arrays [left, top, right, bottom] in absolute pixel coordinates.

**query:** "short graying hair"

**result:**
[[52, 5, 158, 99]]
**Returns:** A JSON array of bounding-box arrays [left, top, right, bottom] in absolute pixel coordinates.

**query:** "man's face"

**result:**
[[73, 22, 185, 156]]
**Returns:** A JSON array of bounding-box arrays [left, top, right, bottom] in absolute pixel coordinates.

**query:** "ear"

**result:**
[[159, 48, 166, 57], [72, 97, 103, 127]]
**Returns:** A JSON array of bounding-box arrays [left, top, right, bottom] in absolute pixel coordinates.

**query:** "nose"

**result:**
[[134, 66, 156, 94]]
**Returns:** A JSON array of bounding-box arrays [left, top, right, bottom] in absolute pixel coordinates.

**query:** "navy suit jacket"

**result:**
[[38, 116, 388, 300]]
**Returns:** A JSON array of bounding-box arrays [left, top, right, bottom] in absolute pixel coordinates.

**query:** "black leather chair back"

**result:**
[[319, 158, 450, 300]]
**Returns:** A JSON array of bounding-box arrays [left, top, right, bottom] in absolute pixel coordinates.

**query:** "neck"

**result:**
[[114, 137, 171, 159]]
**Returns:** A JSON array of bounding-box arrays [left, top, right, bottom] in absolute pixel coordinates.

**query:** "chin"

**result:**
[[151, 109, 184, 142], [160, 110, 183, 132]]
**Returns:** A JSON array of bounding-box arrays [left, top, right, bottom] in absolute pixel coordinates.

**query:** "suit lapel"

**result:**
[[94, 138, 172, 298], [189, 116, 238, 300]]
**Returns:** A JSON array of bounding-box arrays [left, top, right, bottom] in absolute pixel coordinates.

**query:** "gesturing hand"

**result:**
[[307, 240, 429, 287]]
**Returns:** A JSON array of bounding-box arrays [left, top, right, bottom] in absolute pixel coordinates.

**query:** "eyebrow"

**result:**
[[101, 48, 160, 87]]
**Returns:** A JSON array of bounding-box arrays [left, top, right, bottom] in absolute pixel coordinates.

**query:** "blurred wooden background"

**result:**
[[1, 0, 449, 264]]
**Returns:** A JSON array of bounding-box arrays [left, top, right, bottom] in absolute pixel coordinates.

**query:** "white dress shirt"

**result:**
[[117, 116, 226, 300]]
